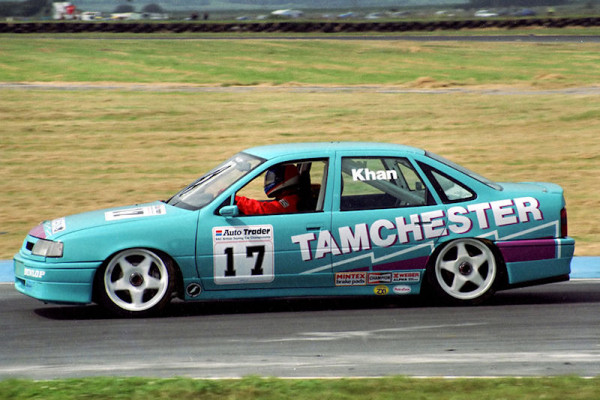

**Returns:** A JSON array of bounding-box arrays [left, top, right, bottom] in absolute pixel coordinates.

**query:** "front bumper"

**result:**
[[13, 253, 101, 305]]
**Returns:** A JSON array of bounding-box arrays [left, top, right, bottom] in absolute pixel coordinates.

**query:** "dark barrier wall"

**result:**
[[1, 17, 600, 34]]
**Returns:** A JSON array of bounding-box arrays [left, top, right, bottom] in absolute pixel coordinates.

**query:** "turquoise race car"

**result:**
[[14, 142, 575, 316]]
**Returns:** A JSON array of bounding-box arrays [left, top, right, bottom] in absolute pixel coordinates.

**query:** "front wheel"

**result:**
[[97, 248, 175, 317], [429, 239, 498, 305]]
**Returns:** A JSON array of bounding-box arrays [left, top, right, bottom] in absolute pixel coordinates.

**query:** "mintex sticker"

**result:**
[[105, 204, 166, 221], [335, 272, 367, 286], [213, 225, 274, 285]]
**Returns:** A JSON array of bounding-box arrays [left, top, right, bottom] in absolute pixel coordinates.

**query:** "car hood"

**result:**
[[31, 201, 187, 240]]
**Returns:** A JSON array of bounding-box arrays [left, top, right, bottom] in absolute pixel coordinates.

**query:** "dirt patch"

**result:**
[[6, 81, 600, 95], [408, 76, 458, 89], [535, 73, 567, 81]]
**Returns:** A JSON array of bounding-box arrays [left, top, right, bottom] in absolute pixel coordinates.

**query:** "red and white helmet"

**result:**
[[264, 164, 300, 198]]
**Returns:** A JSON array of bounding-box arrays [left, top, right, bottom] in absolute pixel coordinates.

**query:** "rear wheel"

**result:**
[[429, 239, 497, 305], [97, 248, 175, 317]]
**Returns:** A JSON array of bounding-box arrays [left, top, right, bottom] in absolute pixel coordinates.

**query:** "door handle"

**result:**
[[306, 225, 323, 231]]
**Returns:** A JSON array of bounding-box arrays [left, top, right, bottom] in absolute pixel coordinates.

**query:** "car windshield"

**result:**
[[167, 152, 264, 210], [425, 151, 503, 191]]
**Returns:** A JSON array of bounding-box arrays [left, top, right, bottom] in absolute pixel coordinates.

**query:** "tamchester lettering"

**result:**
[[291, 197, 543, 261]]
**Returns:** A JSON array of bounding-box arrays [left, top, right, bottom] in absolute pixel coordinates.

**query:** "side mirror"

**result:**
[[219, 205, 239, 217]]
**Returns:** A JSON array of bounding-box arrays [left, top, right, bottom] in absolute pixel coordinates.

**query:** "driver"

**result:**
[[235, 164, 300, 215]]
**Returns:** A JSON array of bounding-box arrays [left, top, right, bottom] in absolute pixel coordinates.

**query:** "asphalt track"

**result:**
[[1, 273, 599, 379]]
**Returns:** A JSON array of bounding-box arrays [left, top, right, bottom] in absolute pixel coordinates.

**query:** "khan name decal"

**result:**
[[352, 168, 398, 181]]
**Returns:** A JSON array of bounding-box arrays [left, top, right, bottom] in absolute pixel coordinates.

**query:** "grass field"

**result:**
[[1, 37, 600, 86], [2, 37, 599, 258], [1, 375, 600, 400]]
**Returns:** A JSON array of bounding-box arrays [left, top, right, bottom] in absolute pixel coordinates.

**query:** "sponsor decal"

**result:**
[[213, 226, 273, 242], [291, 197, 544, 262], [393, 285, 412, 295], [367, 272, 392, 284], [352, 168, 398, 182], [335, 272, 367, 286], [51, 218, 66, 235], [105, 204, 166, 221], [392, 271, 421, 283], [24, 268, 46, 279], [213, 225, 274, 285], [186, 283, 202, 298], [374, 285, 389, 296]]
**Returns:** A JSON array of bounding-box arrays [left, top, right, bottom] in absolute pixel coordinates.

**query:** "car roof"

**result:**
[[243, 142, 425, 160]]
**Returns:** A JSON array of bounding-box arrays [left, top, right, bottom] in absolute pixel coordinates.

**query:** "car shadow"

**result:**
[[33, 281, 600, 320], [33, 295, 430, 320], [489, 282, 600, 306]]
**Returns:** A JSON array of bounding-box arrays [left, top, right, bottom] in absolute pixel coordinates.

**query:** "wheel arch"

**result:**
[[480, 238, 509, 290]]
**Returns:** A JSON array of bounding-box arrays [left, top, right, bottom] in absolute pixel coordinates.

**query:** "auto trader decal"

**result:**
[[212, 225, 274, 285]]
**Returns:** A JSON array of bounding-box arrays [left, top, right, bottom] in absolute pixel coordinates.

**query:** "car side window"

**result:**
[[418, 162, 476, 203], [236, 159, 328, 213], [340, 157, 429, 211]]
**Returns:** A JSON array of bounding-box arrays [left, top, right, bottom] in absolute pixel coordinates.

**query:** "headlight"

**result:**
[[32, 239, 64, 257]]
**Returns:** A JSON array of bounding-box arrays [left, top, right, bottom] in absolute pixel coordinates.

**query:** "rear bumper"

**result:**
[[13, 254, 101, 305], [498, 237, 575, 286]]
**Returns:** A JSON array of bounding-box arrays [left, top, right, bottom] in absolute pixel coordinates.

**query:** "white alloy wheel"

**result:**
[[102, 248, 173, 315], [433, 239, 497, 303]]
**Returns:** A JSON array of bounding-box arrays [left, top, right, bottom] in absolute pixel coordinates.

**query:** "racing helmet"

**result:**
[[264, 164, 300, 198]]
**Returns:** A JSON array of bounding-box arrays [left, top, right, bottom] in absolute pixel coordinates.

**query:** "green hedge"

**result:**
[[1, 17, 599, 34]]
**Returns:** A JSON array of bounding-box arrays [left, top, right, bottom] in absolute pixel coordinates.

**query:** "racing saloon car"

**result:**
[[14, 142, 575, 316]]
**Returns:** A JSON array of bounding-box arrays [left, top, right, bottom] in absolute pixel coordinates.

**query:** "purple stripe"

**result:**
[[497, 239, 557, 263], [342, 256, 429, 273], [374, 256, 429, 271]]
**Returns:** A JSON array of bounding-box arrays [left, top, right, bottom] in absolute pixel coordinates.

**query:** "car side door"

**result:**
[[329, 152, 447, 293], [196, 157, 334, 291]]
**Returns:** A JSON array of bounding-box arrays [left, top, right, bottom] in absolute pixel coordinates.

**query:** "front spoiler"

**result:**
[[13, 254, 101, 305]]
